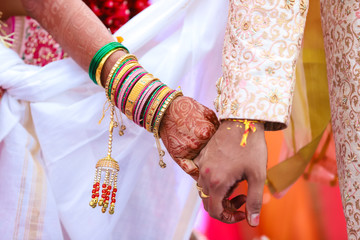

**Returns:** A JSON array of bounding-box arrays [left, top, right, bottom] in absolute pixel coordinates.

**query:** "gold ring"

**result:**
[[196, 183, 210, 199]]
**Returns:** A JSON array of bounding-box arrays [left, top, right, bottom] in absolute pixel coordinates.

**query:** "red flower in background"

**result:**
[[83, 0, 150, 33]]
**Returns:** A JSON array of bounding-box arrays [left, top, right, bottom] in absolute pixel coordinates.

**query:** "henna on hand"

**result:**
[[159, 96, 219, 180]]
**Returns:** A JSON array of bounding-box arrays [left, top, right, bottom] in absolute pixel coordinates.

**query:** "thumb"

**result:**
[[245, 173, 265, 227]]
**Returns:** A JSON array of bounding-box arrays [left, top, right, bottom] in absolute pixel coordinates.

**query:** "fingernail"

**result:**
[[250, 214, 259, 226]]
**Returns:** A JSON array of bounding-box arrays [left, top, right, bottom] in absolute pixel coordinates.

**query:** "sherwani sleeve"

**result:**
[[215, 0, 308, 130]]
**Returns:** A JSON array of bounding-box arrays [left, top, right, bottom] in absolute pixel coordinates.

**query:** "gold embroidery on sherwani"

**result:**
[[321, 0, 360, 237], [218, 0, 308, 130], [284, 0, 295, 9], [300, 0, 307, 15]]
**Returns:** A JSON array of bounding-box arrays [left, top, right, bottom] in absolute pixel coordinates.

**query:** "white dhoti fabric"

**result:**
[[0, 0, 227, 239]]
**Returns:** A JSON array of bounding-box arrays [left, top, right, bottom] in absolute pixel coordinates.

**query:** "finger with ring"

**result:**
[[196, 183, 210, 198]]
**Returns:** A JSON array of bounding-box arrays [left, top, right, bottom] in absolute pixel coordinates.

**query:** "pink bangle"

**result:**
[[132, 76, 157, 120], [116, 68, 144, 109], [113, 64, 140, 104], [133, 80, 160, 126], [111, 65, 139, 104], [134, 81, 162, 126], [114, 67, 142, 107], [121, 71, 147, 112]]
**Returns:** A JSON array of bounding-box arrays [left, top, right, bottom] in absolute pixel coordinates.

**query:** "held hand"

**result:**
[[193, 120, 267, 225], [159, 96, 220, 180]]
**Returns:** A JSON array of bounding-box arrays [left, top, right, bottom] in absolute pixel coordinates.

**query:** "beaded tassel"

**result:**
[[89, 104, 120, 214]]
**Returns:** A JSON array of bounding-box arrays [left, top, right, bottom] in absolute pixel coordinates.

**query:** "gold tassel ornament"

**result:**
[[89, 104, 120, 214]]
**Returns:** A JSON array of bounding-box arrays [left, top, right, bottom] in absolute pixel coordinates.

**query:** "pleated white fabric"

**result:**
[[0, 0, 228, 239]]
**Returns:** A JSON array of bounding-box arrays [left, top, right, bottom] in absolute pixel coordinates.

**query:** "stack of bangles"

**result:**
[[88, 40, 183, 214]]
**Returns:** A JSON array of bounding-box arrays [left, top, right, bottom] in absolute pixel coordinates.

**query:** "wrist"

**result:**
[[221, 119, 265, 131], [220, 119, 265, 146], [100, 49, 127, 87]]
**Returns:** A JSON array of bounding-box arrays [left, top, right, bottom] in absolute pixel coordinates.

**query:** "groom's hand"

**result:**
[[194, 120, 267, 225], [159, 96, 219, 180]]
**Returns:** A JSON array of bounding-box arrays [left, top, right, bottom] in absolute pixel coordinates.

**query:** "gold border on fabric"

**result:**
[[23, 105, 47, 240], [13, 136, 31, 240]]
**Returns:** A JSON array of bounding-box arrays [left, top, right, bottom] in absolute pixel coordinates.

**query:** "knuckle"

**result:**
[[209, 174, 224, 188], [200, 169, 224, 188], [199, 166, 208, 176]]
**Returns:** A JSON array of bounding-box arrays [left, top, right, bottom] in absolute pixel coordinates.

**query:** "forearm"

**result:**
[[20, 0, 126, 85], [217, 0, 308, 130]]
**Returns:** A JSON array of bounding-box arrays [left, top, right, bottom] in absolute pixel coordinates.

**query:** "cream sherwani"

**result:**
[[217, 0, 308, 131]]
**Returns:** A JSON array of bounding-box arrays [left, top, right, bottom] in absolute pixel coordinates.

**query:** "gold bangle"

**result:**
[[95, 48, 121, 87], [152, 90, 183, 134], [124, 74, 156, 120], [104, 54, 137, 98], [109, 61, 140, 103], [145, 87, 172, 132]]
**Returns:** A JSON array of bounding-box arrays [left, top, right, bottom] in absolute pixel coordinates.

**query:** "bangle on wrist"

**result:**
[[88, 39, 183, 215]]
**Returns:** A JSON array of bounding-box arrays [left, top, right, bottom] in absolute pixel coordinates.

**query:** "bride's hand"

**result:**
[[159, 96, 219, 180]]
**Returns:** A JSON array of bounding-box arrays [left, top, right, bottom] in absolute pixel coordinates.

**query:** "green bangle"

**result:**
[[89, 42, 129, 85]]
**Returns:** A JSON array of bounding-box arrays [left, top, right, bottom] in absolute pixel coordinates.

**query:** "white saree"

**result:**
[[0, 0, 227, 239]]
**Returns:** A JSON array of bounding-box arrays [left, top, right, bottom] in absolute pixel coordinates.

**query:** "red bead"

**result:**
[[102, 184, 106, 188], [113, 188, 117, 193], [105, 196, 110, 201], [93, 184, 97, 188], [96, 193, 99, 197], [105, 17, 113, 26], [112, 193, 116, 198], [104, 0, 114, 8], [102, 189, 106, 193], [107, 186, 112, 190], [92, 194, 95, 198], [96, 182, 100, 186], [107, 191, 111, 195], [92, 189, 96, 193], [90, 3, 101, 16], [101, 194, 106, 198], [111, 199, 116, 203]]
